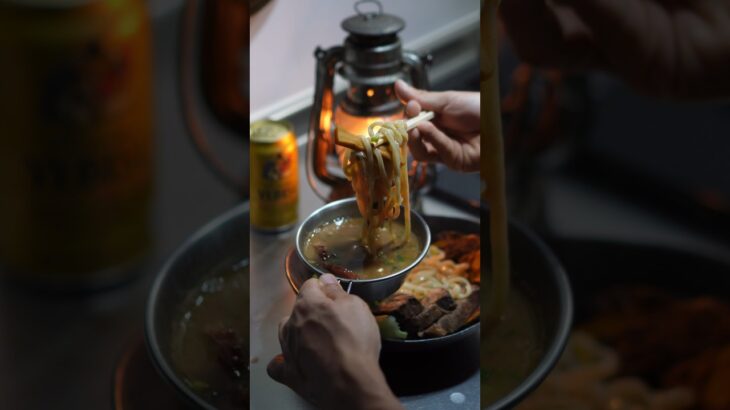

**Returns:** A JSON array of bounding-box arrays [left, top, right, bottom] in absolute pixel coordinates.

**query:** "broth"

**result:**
[[170, 259, 249, 410], [303, 217, 420, 279], [481, 288, 543, 406]]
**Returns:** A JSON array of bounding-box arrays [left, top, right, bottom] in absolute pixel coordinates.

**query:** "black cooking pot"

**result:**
[[145, 204, 249, 409], [481, 210, 573, 409], [144, 203, 573, 409]]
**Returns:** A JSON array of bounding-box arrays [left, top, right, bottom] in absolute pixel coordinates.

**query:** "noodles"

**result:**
[[373, 148, 387, 179], [343, 119, 411, 254], [372, 234, 480, 340], [399, 245, 474, 300]]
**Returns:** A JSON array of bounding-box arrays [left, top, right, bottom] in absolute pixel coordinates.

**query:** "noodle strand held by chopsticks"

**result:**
[[343, 119, 411, 254], [374, 149, 387, 179]]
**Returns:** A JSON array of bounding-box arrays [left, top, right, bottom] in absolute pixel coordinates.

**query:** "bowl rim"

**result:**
[[144, 203, 249, 410], [484, 218, 574, 409], [294, 197, 432, 284]]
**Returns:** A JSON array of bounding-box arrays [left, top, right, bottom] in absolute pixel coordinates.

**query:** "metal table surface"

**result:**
[[250, 139, 481, 410]]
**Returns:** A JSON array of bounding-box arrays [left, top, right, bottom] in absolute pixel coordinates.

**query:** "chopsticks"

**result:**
[[334, 111, 435, 153], [404, 110, 435, 132]]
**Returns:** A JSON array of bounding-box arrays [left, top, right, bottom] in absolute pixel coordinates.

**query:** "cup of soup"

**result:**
[[296, 197, 431, 303]]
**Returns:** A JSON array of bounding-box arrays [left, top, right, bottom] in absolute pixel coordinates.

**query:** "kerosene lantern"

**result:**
[[307, 0, 431, 201]]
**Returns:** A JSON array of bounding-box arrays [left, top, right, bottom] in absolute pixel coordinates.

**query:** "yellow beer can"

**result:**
[[0, 0, 153, 285], [250, 120, 299, 232]]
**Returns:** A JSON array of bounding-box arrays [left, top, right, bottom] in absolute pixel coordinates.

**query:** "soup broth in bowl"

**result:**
[[295, 198, 430, 303], [302, 217, 421, 280]]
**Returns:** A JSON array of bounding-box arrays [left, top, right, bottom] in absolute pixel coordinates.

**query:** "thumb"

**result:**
[[395, 79, 450, 113], [319, 273, 346, 300]]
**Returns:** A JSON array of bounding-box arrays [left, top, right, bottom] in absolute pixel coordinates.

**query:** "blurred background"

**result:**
[[0, 0, 242, 408], [493, 5, 730, 409], [496, 26, 730, 252]]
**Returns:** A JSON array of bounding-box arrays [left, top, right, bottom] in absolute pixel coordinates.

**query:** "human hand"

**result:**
[[500, 0, 730, 99], [395, 80, 480, 173], [267, 274, 402, 410]]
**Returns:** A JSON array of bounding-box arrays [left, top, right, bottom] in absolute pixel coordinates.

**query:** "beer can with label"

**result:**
[[250, 120, 299, 232], [0, 0, 153, 285]]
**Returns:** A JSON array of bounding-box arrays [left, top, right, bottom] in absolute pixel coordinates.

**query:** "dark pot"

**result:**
[[145, 203, 249, 409], [144, 203, 573, 409], [482, 211, 573, 409]]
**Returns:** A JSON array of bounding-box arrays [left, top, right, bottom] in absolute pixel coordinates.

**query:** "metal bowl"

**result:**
[[145, 204, 249, 409], [295, 197, 431, 303]]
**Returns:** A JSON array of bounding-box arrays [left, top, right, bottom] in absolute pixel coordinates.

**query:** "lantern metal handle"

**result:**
[[307, 46, 346, 202], [354, 0, 383, 16], [402, 50, 432, 90]]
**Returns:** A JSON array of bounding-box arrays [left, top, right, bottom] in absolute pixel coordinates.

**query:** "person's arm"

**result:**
[[500, 0, 730, 99], [395, 80, 480, 173], [267, 274, 403, 410]]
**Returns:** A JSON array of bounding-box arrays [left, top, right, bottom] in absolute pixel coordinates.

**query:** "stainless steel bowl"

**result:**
[[295, 197, 431, 303]]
